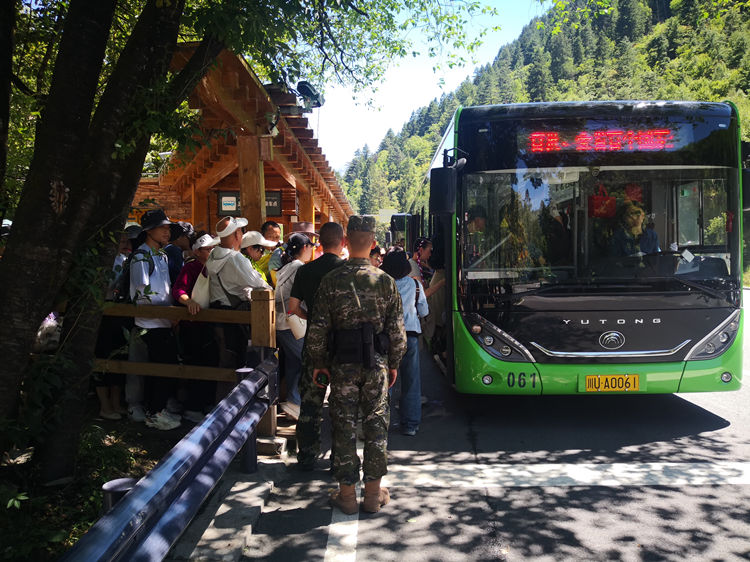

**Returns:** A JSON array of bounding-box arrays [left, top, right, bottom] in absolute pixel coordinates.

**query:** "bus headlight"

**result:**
[[482, 375, 493, 385], [462, 313, 535, 363], [685, 310, 741, 361], [721, 372, 733, 383]]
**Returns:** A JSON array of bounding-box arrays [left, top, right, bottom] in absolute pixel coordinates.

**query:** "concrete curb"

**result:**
[[167, 458, 288, 562]]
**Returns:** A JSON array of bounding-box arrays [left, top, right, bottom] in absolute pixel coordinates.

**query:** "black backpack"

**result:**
[[111, 249, 156, 303]]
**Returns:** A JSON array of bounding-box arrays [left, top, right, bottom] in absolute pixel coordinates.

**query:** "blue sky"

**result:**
[[311, 1, 550, 172]]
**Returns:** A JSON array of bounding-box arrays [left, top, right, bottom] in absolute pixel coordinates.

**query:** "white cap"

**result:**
[[241, 231, 276, 249], [192, 233, 220, 251], [215, 216, 248, 238]]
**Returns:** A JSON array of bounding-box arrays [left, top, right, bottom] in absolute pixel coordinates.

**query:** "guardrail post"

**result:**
[[101, 478, 137, 513], [241, 428, 259, 473]]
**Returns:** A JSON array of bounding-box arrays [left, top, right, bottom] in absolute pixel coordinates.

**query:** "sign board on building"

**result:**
[[128, 205, 159, 225], [218, 192, 240, 216], [266, 191, 282, 216]]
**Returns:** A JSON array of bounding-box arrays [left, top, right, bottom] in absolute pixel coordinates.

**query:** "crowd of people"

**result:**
[[92, 208, 447, 514]]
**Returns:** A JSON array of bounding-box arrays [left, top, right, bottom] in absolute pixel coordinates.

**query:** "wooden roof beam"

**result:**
[[193, 145, 239, 197]]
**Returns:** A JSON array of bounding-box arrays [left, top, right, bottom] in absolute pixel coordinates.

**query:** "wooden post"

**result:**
[[251, 288, 275, 348], [192, 182, 209, 232], [257, 405, 277, 438], [237, 135, 265, 227], [298, 186, 314, 226]]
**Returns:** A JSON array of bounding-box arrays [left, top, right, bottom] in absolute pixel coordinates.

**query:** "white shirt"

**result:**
[[395, 276, 429, 333], [130, 243, 173, 329], [206, 246, 270, 307]]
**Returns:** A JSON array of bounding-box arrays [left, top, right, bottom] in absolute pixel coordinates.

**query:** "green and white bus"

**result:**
[[429, 101, 747, 395]]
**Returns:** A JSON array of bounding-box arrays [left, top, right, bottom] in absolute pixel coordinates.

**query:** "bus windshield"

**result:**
[[460, 164, 739, 297]]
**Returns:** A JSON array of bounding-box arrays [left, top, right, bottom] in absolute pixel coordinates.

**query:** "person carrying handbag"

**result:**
[[205, 216, 271, 371], [171, 231, 220, 420], [275, 233, 315, 420]]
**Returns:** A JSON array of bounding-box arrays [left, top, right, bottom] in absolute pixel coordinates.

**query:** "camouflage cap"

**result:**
[[346, 215, 376, 234]]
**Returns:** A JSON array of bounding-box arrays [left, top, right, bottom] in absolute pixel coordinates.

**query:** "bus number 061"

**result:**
[[506, 372, 536, 388]]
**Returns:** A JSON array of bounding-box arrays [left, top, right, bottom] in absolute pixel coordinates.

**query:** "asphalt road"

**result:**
[[243, 319, 750, 561]]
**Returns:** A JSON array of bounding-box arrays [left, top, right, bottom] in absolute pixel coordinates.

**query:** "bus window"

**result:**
[[703, 179, 728, 246], [677, 182, 700, 245]]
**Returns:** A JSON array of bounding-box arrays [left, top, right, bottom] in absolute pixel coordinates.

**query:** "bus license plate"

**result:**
[[584, 374, 640, 392]]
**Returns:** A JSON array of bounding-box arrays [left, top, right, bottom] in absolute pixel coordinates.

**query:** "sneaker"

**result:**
[[401, 427, 417, 437], [161, 409, 182, 422], [280, 402, 300, 421], [99, 411, 122, 421], [166, 397, 183, 415], [145, 410, 181, 430], [183, 410, 204, 423], [128, 405, 147, 422]]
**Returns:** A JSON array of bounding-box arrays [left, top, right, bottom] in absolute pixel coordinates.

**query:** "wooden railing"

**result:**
[[94, 288, 276, 383]]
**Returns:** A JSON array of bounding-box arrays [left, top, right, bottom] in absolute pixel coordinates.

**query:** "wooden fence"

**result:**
[[93, 288, 276, 383]]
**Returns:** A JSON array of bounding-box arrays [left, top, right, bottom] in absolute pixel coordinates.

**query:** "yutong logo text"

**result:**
[[562, 318, 661, 325]]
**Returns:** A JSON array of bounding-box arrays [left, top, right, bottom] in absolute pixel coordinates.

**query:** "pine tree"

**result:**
[[616, 0, 651, 41], [649, 0, 671, 24], [548, 31, 574, 82], [527, 47, 552, 102], [496, 57, 516, 104], [672, 0, 701, 25], [476, 65, 501, 105], [455, 79, 477, 106]]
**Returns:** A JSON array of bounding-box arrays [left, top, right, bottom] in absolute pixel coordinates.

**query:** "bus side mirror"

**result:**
[[743, 169, 750, 211], [430, 167, 456, 215]]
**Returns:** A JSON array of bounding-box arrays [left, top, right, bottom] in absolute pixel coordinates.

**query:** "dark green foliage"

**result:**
[[527, 47, 553, 102], [548, 32, 574, 82], [616, 0, 652, 41], [0, 423, 161, 560]]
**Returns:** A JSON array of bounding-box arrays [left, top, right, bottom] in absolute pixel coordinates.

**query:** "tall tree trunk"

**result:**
[[0, 0, 17, 212], [35, 0, 227, 482], [0, 0, 117, 432]]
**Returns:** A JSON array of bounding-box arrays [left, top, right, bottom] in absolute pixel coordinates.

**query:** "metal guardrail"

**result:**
[[60, 358, 277, 562]]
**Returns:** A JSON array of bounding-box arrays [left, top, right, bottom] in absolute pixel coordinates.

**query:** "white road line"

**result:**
[[323, 483, 360, 562], [382, 461, 750, 488]]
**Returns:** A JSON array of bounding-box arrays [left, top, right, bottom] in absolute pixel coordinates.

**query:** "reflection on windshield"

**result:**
[[460, 166, 734, 294]]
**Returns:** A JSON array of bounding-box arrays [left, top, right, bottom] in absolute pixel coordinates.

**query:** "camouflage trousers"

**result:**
[[329, 363, 390, 485], [295, 362, 328, 468]]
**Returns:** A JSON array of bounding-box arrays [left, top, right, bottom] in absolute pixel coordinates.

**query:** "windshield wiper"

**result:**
[[671, 277, 732, 302]]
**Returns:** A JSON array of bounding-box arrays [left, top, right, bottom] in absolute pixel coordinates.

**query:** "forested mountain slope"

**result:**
[[340, 0, 750, 215]]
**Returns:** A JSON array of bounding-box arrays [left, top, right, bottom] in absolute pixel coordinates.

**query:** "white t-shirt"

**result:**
[[130, 243, 173, 329]]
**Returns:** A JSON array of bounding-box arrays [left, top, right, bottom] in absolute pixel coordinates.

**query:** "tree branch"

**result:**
[[10, 72, 37, 97], [165, 33, 225, 109]]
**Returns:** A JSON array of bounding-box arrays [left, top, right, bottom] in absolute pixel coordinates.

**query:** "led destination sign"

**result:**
[[524, 128, 677, 154]]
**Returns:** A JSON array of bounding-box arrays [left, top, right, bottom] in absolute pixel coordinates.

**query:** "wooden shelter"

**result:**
[[133, 46, 354, 233]]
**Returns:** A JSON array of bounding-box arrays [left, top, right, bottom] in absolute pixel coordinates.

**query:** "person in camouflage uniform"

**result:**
[[287, 222, 346, 470], [307, 215, 407, 514]]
